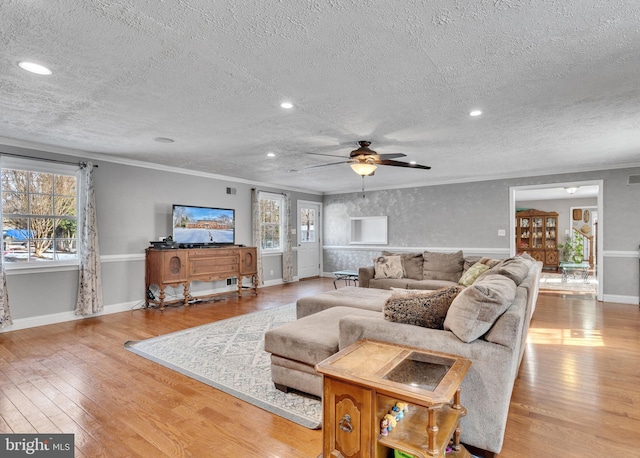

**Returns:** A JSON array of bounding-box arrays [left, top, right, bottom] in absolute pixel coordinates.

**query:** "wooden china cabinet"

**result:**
[[515, 209, 559, 271]]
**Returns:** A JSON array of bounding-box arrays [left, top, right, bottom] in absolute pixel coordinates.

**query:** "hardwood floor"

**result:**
[[1, 278, 638, 457]]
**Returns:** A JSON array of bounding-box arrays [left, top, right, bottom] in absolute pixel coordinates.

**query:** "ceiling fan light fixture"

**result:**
[[350, 162, 377, 176], [564, 186, 579, 194]]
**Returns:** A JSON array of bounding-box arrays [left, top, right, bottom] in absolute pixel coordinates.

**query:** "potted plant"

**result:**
[[558, 235, 584, 263]]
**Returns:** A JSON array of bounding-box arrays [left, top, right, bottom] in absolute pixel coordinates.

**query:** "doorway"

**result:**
[[297, 200, 322, 279], [510, 181, 603, 301]]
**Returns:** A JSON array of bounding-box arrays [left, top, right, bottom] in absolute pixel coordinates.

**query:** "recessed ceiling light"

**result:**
[[155, 137, 175, 143], [469, 110, 482, 117], [18, 61, 52, 75], [267, 152, 276, 157], [280, 102, 293, 109]]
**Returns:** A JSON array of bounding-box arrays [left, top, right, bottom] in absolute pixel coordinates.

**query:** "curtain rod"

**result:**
[[252, 188, 286, 196], [0, 152, 98, 168]]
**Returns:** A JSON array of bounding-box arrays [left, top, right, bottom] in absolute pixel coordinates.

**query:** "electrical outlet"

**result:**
[[498, 229, 506, 236]]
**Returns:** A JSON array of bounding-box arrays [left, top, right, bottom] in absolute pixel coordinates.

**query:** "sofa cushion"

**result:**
[[458, 262, 490, 287], [489, 256, 533, 285], [444, 274, 518, 342], [370, 278, 411, 289], [383, 251, 423, 280], [373, 255, 404, 279], [383, 285, 463, 329], [463, 256, 484, 271], [423, 250, 464, 282]]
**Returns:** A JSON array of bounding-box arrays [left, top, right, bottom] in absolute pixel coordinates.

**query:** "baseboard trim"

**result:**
[[1, 280, 271, 333], [1, 301, 139, 333], [602, 294, 639, 305]]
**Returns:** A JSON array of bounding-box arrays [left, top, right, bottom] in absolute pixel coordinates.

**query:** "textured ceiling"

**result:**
[[1, 1, 639, 194]]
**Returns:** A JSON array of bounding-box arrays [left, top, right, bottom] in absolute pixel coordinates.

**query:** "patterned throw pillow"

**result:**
[[458, 262, 490, 287], [383, 285, 464, 329], [373, 255, 404, 279]]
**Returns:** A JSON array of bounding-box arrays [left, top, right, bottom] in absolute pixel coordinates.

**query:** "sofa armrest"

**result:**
[[358, 266, 374, 287]]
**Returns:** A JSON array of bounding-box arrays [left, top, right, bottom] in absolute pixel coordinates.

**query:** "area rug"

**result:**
[[124, 304, 322, 429]]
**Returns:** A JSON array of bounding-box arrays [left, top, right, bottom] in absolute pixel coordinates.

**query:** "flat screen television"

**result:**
[[172, 204, 235, 245]]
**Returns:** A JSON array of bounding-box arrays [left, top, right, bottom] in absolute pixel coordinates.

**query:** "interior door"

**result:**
[[297, 201, 322, 279]]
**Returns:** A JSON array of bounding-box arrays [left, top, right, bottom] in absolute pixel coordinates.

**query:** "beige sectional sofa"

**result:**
[[264, 252, 542, 456], [359, 250, 501, 290]]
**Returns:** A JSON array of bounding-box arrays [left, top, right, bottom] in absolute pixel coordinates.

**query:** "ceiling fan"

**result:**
[[305, 141, 431, 177]]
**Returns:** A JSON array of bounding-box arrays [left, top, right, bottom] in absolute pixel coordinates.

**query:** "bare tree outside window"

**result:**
[[2, 168, 78, 263], [301, 208, 315, 242], [259, 196, 282, 250]]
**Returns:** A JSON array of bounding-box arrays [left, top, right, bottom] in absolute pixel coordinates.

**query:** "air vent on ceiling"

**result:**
[[628, 175, 640, 185]]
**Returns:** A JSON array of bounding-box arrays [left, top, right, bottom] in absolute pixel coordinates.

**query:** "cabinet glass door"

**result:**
[[545, 217, 557, 249], [532, 217, 543, 248]]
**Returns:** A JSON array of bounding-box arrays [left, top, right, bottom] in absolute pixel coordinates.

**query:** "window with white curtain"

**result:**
[[259, 192, 283, 252], [1, 157, 79, 266]]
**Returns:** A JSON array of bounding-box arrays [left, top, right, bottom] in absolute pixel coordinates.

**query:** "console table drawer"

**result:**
[[189, 255, 239, 278]]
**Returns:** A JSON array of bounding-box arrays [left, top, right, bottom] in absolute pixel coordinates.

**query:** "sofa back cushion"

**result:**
[[443, 274, 518, 342], [373, 255, 404, 279], [423, 250, 464, 282], [383, 285, 464, 329], [477, 255, 534, 285], [383, 251, 423, 280]]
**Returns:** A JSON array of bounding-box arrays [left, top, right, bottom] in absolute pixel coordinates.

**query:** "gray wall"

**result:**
[[323, 167, 640, 302], [2, 145, 321, 323]]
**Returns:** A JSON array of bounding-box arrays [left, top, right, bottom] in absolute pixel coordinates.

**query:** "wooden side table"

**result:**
[[316, 339, 472, 458]]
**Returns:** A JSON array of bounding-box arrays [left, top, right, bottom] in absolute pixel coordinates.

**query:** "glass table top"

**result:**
[[382, 351, 454, 392]]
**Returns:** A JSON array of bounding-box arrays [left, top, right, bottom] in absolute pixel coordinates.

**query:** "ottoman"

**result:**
[[296, 286, 393, 319], [264, 306, 380, 397]]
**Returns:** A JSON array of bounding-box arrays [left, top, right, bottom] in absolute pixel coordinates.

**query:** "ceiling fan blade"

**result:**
[[300, 160, 349, 170], [377, 153, 406, 160], [306, 152, 349, 159], [379, 159, 431, 170]]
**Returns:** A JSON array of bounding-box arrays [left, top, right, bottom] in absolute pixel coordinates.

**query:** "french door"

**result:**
[[297, 201, 322, 279]]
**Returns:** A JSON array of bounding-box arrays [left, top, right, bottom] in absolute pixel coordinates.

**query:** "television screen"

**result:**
[[172, 205, 235, 245]]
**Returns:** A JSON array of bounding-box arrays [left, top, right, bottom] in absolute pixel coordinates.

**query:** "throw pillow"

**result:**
[[443, 274, 517, 342], [373, 255, 404, 279], [458, 262, 490, 287], [384, 285, 464, 329], [422, 250, 465, 282], [383, 251, 424, 280], [493, 257, 532, 285], [480, 257, 503, 268]]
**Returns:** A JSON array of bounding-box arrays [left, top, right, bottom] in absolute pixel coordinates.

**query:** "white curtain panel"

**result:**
[[251, 189, 264, 285], [75, 162, 104, 315], [0, 156, 12, 328], [282, 193, 294, 283], [0, 261, 11, 329]]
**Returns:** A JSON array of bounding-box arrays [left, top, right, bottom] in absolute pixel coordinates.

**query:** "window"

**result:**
[[300, 207, 316, 242], [1, 158, 79, 265], [259, 192, 283, 252]]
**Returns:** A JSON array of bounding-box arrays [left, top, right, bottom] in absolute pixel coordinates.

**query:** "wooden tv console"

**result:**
[[145, 246, 258, 310]]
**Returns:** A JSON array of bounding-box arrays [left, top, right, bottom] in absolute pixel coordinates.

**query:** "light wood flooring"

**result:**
[[1, 278, 639, 457]]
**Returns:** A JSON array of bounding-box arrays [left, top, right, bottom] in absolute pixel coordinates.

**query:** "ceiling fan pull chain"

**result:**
[[362, 175, 366, 199]]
